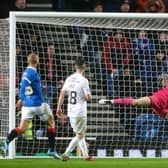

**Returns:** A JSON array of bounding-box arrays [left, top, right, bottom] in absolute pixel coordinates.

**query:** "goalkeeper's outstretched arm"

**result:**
[[99, 74, 168, 119], [98, 96, 168, 119], [98, 97, 151, 107]]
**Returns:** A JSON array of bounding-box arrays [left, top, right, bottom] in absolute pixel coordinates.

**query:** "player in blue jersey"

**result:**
[[0, 53, 60, 159]]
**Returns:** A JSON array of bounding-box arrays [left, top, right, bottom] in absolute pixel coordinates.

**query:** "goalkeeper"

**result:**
[[0, 53, 60, 159], [99, 74, 168, 119]]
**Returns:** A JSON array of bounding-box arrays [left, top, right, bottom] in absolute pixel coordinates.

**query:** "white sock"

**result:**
[[78, 137, 88, 158], [64, 136, 80, 156]]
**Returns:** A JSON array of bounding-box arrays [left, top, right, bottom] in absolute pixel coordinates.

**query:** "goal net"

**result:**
[[0, 19, 9, 148], [2, 12, 168, 158]]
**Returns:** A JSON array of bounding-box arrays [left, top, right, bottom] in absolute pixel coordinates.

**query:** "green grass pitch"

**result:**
[[1, 158, 168, 168]]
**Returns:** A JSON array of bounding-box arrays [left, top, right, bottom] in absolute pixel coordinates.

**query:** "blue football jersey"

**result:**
[[19, 66, 44, 107]]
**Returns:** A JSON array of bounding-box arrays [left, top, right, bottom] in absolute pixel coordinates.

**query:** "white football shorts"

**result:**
[[21, 103, 53, 121], [69, 117, 87, 133]]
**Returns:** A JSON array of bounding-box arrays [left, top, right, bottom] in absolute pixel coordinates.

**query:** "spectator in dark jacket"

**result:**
[[102, 30, 131, 97], [40, 43, 66, 109]]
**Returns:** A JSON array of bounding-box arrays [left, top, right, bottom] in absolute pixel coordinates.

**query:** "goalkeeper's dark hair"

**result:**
[[75, 57, 86, 69]]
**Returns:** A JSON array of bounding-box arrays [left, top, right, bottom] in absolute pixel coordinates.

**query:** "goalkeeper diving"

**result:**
[[99, 74, 168, 119]]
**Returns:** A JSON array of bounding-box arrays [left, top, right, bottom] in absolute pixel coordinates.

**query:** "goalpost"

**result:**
[[1, 12, 168, 158]]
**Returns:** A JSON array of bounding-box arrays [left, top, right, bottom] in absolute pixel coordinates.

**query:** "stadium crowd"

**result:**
[[52, 0, 168, 13], [1, 0, 168, 19]]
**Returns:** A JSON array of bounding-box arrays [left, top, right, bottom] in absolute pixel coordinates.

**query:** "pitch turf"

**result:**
[[0, 158, 168, 168]]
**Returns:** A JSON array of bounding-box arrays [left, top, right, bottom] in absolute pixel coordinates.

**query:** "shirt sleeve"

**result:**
[[83, 79, 91, 95], [19, 72, 33, 100], [62, 78, 68, 92]]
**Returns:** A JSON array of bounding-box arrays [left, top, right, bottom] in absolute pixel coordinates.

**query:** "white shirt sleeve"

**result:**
[[83, 79, 91, 95], [62, 78, 68, 92]]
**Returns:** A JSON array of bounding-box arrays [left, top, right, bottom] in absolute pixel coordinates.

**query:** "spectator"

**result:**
[[114, 65, 144, 136], [132, 30, 155, 60], [120, 0, 136, 12], [82, 27, 105, 83], [103, 30, 131, 71], [136, 0, 167, 13], [131, 30, 155, 92], [103, 0, 136, 12], [102, 30, 131, 97], [120, 0, 131, 12], [40, 43, 66, 110], [114, 65, 138, 97], [155, 32, 168, 52], [155, 51, 168, 75], [11, 0, 27, 11], [16, 45, 27, 83], [26, 34, 41, 54], [145, 0, 166, 12], [153, 51, 168, 88], [92, 1, 104, 12]]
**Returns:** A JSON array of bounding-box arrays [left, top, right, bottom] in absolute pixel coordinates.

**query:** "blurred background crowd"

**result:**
[[1, 0, 168, 18]]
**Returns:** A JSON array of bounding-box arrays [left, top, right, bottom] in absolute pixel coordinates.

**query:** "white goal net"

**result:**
[[0, 19, 9, 144], [1, 12, 168, 158]]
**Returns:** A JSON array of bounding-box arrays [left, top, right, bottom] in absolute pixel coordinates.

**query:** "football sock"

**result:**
[[79, 137, 88, 158], [7, 127, 22, 144], [64, 136, 80, 156], [47, 127, 56, 151]]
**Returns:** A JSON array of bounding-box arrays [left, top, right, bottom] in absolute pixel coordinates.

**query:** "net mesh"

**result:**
[[2, 14, 168, 158], [0, 19, 9, 141]]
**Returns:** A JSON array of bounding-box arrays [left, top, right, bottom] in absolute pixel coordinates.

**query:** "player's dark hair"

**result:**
[[48, 42, 54, 47], [75, 58, 85, 69]]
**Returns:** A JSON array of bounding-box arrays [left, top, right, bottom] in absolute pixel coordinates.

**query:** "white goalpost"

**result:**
[[1, 12, 168, 158]]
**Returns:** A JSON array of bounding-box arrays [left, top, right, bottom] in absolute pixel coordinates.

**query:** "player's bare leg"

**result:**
[[19, 120, 30, 132]]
